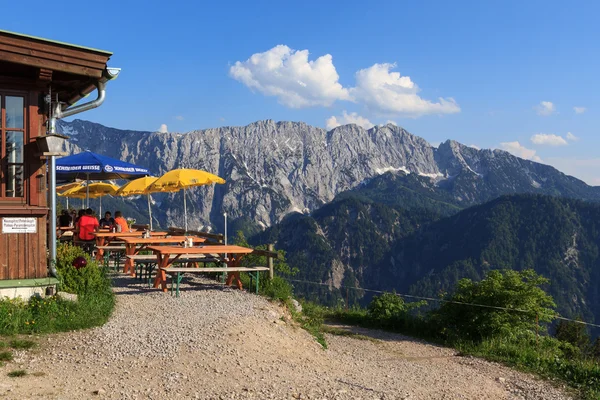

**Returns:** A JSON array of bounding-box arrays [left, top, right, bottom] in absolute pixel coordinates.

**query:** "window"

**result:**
[[1, 94, 26, 199]]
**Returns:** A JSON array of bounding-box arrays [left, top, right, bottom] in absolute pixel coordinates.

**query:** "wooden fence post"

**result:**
[[268, 244, 274, 280]]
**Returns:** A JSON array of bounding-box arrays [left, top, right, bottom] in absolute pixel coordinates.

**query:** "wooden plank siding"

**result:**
[[0, 215, 46, 280]]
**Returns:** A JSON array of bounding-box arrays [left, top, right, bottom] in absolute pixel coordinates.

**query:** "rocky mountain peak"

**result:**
[[56, 119, 599, 230]]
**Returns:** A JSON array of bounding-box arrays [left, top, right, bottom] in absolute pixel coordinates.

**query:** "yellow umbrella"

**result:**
[[59, 183, 119, 215], [116, 176, 159, 230], [56, 182, 83, 194], [149, 169, 226, 232], [56, 182, 84, 209]]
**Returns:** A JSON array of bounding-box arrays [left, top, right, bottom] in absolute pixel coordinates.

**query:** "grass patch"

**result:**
[[0, 291, 115, 335], [9, 339, 36, 350], [286, 300, 328, 349], [456, 336, 600, 400], [0, 243, 115, 336], [0, 351, 13, 362], [32, 371, 45, 377], [7, 370, 27, 378]]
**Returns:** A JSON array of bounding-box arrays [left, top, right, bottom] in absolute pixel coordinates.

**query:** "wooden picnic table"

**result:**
[[120, 236, 206, 276], [148, 245, 254, 292], [93, 231, 168, 261]]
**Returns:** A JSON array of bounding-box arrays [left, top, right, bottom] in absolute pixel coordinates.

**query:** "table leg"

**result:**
[[95, 237, 106, 261], [123, 243, 133, 274], [154, 254, 179, 292], [225, 255, 243, 290], [153, 254, 166, 289]]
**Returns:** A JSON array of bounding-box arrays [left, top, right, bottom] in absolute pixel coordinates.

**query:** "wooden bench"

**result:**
[[96, 245, 126, 251], [97, 245, 127, 270], [126, 255, 220, 284], [160, 266, 269, 297]]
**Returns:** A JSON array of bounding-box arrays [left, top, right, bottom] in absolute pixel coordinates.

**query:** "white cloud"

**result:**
[[385, 120, 397, 126], [326, 111, 374, 130], [174, 115, 184, 121], [535, 101, 556, 116], [158, 124, 168, 133], [229, 45, 350, 108], [468, 144, 481, 150], [499, 141, 542, 162], [230, 46, 460, 118], [351, 63, 460, 117], [530, 133, 568, 146], [573, 106, 587, 114], [566, 132, 579, 141]]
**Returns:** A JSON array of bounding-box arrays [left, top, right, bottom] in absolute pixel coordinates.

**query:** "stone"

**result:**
[[496, 377, 506, 383], [56, 292, 78, 302], [93, 388, 106, 395], [290, 299, 302, 313]]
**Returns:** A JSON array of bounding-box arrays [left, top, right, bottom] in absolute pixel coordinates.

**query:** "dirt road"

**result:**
[[0, 275, 573, 399]]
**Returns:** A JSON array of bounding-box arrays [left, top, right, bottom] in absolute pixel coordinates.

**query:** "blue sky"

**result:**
[[5, 0, 599, 183]]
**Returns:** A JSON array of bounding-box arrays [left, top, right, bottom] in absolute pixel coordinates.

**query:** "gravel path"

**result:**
[[0, 275, 574, 399]]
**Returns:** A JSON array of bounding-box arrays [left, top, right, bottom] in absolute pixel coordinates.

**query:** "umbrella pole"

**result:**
[[99, 196, 102, 216], [183, 187, 188, 233], [66, 197, 69, 210], [86, 173, 90, 208], [147, 194, 153, 231]]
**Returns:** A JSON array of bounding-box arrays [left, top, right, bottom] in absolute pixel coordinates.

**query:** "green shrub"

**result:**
[[56, 243, 110, 295], [431, 269, 555, 342], [7, 370, 26, 378], [259, 276, 293, 302]]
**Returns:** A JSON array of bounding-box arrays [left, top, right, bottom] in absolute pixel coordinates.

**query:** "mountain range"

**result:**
[[58, 119, 600, 232]]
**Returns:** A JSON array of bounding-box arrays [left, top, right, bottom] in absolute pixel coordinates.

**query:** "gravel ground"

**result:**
[[0, 274, 575, 400]]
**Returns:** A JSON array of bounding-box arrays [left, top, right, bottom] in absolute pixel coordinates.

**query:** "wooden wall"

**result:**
[[0, 214, 47, 280], [0, 88, 49, 281]]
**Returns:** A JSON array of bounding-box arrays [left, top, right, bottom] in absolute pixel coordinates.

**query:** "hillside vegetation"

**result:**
[[252, 174, 600, 330]]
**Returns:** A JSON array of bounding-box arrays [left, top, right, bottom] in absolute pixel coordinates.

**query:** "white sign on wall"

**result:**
[[2, 218, 37, 234]]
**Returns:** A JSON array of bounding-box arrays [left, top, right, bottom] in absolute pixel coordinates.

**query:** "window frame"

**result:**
[[0, 90, 27, 203]]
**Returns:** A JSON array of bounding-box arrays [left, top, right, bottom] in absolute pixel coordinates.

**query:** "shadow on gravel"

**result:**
[[324, 322, 454, 354], [109, 274, 243, 296]]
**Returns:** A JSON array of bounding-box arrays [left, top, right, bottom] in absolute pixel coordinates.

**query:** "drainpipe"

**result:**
[[49, 68, 121, 133], [47, 67, 120, 277]]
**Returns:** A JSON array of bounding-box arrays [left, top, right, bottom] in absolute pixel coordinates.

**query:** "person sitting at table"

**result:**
[[76, 208, 99, 253], [58, 210, 72, 227], [114, 211, 129, 233], [99, 211, 115, 229], [74, 209, 85, 225], [70, 209, 77, 224]]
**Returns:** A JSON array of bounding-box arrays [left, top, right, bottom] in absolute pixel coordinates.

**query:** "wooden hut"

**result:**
[[0, 30, 115, 297]]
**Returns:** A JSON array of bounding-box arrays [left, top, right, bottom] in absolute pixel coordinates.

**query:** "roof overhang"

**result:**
[[0, 30, 114, 104]]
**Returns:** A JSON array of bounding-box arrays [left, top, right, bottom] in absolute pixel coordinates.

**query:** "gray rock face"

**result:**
[[56, 119, 598, 231]]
